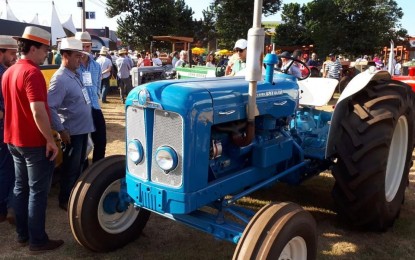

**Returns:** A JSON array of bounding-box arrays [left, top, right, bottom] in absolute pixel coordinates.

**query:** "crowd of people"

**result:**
[[0, 26, 111, 254]]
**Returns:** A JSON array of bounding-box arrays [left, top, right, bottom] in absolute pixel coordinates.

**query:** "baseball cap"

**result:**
[[234, 39, 247, 50]]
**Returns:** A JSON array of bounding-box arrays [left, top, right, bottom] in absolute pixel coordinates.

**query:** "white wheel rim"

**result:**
[[385, 115, 408, 202], [97, 180, 139, 234], [279, 236, 307, 260]]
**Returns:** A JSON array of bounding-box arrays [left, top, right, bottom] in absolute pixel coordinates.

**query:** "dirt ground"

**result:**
[[1, 92, 415, 259]]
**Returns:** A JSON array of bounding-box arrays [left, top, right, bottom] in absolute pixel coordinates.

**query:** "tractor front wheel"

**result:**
[[69, 155, 151, 252], [233, 202, 316, 260]]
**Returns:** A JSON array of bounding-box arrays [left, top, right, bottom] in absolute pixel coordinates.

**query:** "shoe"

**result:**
[[59, 203, 68, 211], [102, 100, 109, 103], [16, 238, 29, 247], [29, 239, 64, 254]]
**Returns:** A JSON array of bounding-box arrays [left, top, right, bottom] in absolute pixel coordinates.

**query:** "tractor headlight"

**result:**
[[128, 140, 144, 164], [155, 146, 178, 172]]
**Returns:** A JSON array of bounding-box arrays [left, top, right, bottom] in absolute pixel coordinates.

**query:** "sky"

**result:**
[[1, 0, 414, 36]]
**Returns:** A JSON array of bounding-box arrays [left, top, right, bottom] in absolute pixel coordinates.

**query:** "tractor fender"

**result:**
[[326, 68, 392, 158]]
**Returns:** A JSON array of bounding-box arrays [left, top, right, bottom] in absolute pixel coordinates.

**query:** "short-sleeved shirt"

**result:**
[[326, 59, 342, 79], [116, 56, 132, 79], [2, 59, 50, 147], [96, 55, 112, 79], [48, 67, 95, 135]]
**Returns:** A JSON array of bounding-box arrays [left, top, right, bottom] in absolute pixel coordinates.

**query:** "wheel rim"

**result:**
[[279, 236, 307, 260], [385, 115, 408, 202], [97, 179, 139, 234]]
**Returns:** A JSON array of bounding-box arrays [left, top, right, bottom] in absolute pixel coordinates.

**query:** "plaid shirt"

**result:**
[[78, 55, 102, 110]]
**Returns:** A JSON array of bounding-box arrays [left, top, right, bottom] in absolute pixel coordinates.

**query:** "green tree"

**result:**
[[274, 3, 311, 46], [105, 0, 195, 51], [213, 0, 282, 49], [302, 0, 407, 57]]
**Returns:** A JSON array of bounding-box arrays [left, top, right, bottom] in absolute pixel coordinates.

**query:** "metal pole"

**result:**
[[82, 0, 86, 31]]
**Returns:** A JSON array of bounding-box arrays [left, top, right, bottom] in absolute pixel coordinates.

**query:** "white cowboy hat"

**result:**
[[74, 31, 92, 44], [60, 37, 89, 55], [0, 35, 18, 49], [13, 26, 50, 46], [99, 46, 108, 55]]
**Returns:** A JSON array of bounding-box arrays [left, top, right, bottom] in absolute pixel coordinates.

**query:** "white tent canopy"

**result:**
[[1, 1, 20, 22], [29, 13, 40, 25], [62, 14, 77, 35], [50, 1, 66, 46]]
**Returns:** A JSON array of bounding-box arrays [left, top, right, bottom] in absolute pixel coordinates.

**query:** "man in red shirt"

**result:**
[[1, 26, 63, 254]]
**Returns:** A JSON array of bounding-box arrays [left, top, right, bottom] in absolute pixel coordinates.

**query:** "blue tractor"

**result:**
[[68, 1, 414, 259]]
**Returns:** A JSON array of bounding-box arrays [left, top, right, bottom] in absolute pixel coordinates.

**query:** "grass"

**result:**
[[1, 92, 415, 259]]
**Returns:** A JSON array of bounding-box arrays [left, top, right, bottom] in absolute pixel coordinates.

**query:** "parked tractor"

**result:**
[[68, 1, 415, 259]]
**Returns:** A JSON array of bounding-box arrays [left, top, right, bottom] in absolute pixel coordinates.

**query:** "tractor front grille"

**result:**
[[126, 106, 184, 188]]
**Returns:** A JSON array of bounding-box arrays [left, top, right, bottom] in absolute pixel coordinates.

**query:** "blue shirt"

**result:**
[[48, 67, 95, 135], [78, 55, 102, 110]]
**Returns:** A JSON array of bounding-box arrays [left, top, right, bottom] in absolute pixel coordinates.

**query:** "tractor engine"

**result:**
[[125, 75, 301, 215]]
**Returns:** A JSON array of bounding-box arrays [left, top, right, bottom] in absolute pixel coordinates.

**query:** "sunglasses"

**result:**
[[235, 49, 245, 53]]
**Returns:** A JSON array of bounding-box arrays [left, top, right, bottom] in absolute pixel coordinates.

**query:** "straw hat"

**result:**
[[60, 38, 89, 55], [0, 35, 18, 49], [74, 31, 92, 44], [99, 46, 108, 55], [118, 48, 127, 55], [13, 26, 50, 46]]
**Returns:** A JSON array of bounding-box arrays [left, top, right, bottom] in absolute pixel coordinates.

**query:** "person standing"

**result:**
[[175, 50, 188, 68], [116, 48, 133, 103], [0, 35, 18, 225], [48, 38, 95, 211], [1, 26, 63, 253], [279, 51, 302, 78], [152, 53, 162, 66], [171, 51, 179, 68], [75, 31, 107, 163], [325, 53, 342, 80], [96, 47, 112, 103], [225, 39, 247, 76], [205, 53, 216, 68]]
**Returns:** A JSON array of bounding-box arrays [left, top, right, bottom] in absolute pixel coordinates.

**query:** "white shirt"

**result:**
[[394, 63, 402, 75], [152, 57, 162, 66], [96, 55, 113, 79]]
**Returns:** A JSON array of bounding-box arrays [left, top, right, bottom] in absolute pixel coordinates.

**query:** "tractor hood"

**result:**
[[126, 76, 299, 124]]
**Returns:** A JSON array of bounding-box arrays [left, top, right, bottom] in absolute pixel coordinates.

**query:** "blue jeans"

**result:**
[[8, 144, 54, 246], [59, 134, 88, 204], [101, 77, 110, 102], [0, 142, 15, 215]]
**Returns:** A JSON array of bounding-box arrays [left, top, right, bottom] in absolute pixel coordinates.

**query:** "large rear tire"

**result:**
[[69, 155, 151, 252], [233, 202, 317, 260], [332, 79, 414, 231]]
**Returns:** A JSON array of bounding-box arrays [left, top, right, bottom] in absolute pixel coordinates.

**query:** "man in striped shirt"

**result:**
[[325, 53, 342, 80]]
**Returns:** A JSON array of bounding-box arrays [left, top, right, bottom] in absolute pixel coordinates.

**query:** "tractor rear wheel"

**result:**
[[233, 202, 316, 260], [332, 79, 414, 231], [69, 155, 151, 252]]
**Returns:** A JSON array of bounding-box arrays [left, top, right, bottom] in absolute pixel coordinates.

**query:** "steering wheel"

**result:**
[[277, 55, 311, 80]]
